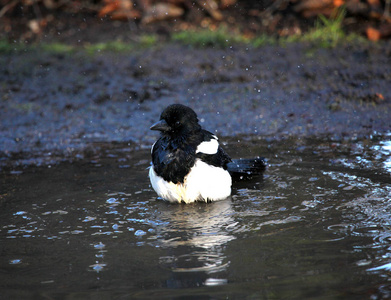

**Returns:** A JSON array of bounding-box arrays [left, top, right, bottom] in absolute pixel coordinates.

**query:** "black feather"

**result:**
[[196, 146, 231, 169], [151, 135, 196, 184]]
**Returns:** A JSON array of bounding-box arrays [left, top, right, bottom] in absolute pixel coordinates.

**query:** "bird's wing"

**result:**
[[151, 137, 195, 184], [196, 131, 232, 169]]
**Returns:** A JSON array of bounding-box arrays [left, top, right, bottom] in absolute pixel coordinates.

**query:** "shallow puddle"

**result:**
[[1, 135, 391, 298]]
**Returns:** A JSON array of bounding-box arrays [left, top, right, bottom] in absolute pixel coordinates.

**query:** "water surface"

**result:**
[[1, 136, 391, 299]]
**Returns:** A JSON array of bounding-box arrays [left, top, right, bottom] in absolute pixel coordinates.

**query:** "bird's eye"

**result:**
[[175, 121, 181, 126]]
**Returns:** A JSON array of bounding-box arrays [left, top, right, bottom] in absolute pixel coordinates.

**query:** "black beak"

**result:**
[[150, 119, 171, 132]]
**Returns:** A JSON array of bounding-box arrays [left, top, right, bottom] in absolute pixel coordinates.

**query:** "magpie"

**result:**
[[149, 104, 266, 204]]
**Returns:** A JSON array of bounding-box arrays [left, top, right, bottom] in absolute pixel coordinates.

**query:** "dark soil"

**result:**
[[1, 35, 391, 168]]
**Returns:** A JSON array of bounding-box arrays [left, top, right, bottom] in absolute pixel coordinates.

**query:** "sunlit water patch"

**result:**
[[1, 136, 391, 298]]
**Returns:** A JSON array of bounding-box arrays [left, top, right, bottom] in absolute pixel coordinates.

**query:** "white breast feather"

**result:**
[[185, 159, 231, 203], [149, 159, 231, 204]]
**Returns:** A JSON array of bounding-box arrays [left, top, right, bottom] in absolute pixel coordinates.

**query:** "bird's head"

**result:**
[[150, 104, 201, 136]]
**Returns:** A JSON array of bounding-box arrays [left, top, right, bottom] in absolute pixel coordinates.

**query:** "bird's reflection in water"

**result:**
[[155, 199, 236, 288]]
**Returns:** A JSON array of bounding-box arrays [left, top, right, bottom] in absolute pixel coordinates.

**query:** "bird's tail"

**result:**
[[227, 157, 267, 181]]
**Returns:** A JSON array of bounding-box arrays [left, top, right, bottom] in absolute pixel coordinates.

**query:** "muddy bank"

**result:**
[[1, 41, 391, 167]]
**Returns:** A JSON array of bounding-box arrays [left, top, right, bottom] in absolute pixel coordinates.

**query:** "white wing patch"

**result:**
[[196, 136, 219, 155]]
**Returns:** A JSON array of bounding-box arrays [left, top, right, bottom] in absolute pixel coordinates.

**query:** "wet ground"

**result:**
[[1, 136, 391, 298], [1, 41, 391, 168]]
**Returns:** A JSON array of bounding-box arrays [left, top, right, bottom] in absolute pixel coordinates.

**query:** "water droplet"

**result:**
[[71, 230, 84, 235], [9, 259, 22, 265], [14, 211, 27, 216], [204, 278, 227, 286], [93, 242, 105, 250], [90, 263, 106, 273], [41, 280, 54, 284], [135, 230, 146, 236], [106, 198, 118, 204]]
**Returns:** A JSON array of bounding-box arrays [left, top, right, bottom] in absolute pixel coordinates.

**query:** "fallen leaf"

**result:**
[[366, 27, 381, 41]]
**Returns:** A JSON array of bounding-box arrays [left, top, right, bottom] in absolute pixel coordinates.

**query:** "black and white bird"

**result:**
[[149, 104, 266, 204]]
